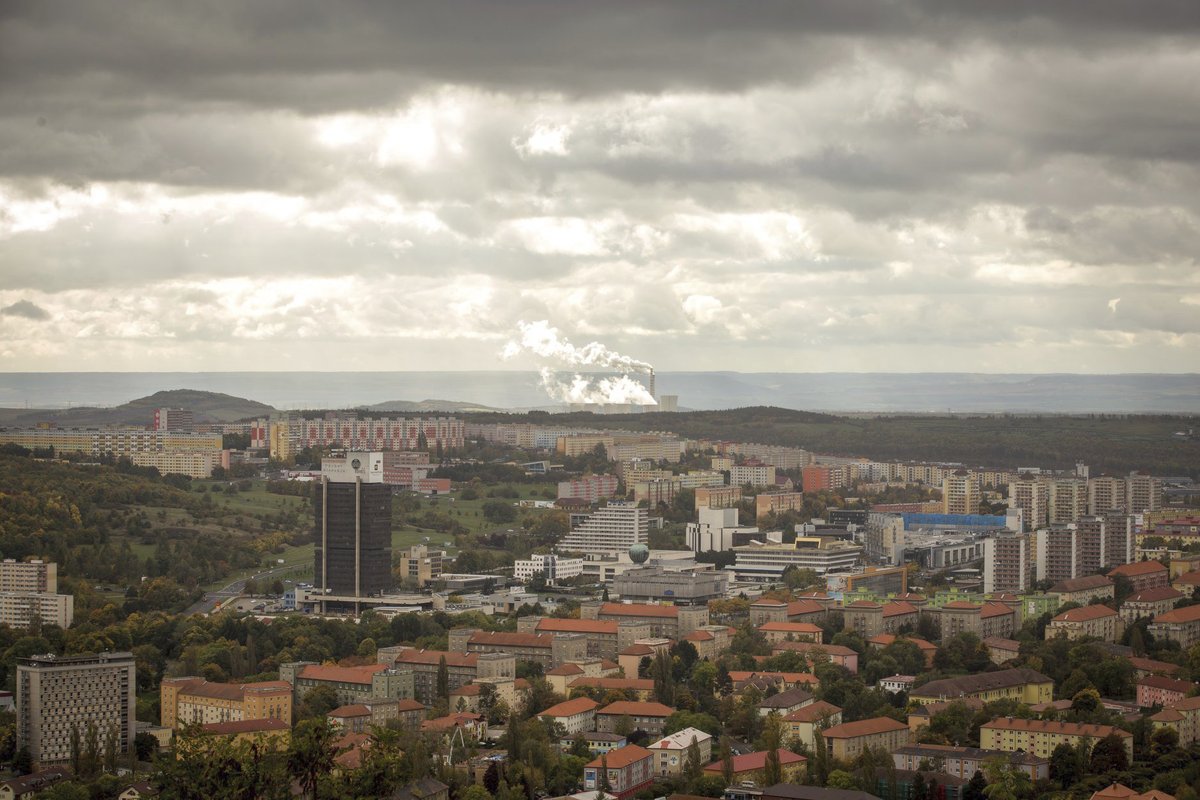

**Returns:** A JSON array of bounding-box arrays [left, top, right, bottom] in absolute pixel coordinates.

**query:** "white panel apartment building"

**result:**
[[730, 465, 776, 488], [557, 475, 620, 503], [557, 502, 648, 557], [0, 560, 57, 594]]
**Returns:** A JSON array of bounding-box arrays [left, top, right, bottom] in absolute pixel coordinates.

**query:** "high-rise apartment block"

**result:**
[[1127, 472, 1163, 515], [1032, 513, 1135, 584], [983, 534, 1033, 593], [17, 653, 136, 769], [0, 560, 57, 594], [0, 560, 73, 629], [942, 471, 979, 515], [557, 474, 620, 503], [1008, 478, 1049, 531], [153, 407, 195, 432], [269, 414, 465, 460], [1047, 478, 1088, 525], [1087, 476, 1125, 515], [314, 453, 393, 610], [557, 502, 648, 557]]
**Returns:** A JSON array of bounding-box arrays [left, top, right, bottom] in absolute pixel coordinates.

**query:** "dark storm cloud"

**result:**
[[0, 300, 50, 320], [1, 1, 1199, 372]]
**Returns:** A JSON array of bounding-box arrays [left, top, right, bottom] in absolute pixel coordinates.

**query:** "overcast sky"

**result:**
[[2, 1, 1199, 374]]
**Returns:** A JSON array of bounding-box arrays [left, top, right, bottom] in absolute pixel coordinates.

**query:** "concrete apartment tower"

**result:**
[[314, 452, 393, 614], [17, 652, 136, 769]]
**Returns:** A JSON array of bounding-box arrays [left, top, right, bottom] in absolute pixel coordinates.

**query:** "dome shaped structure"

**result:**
[[628, 543, 650, 564]]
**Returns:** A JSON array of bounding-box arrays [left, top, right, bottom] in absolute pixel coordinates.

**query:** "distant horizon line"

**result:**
[[1, 370, 1198, 377]]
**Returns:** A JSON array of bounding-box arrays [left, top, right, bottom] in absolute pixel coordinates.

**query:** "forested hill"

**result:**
[[0, 389, 274, 427], [465, 406, 1200, 477]]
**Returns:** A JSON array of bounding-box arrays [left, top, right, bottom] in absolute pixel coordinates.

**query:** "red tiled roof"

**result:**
[[1126, 587, 1183, 603], [783, 700, 842, 723], [786, 600, 826, 616], [329, 704, 370, 718], [299, 664, 389, 685], [729, 671, 820, 685], [981, 718, 1131, 738], [395, 699, 426, 712], [941, 601, 982, 610], [685, 630, 715, 641], [751, 598, 786, 607], [390, 649, 479, 668], [587, 744, 654, 769], [1154, 605, 1200, 624], [1138, 675, 1194, 694], [597, 701, 674, 718], [1109, 561, 1168, 577], [468, 631, 554, 649], [983, 637, 1022, 651], [980, 602, 1016, 619], [546, 663, 587, 676], [621, 644, 655, 656], [845, 601, 881, 610], [703, 749, 806, 774], [201, 718, 289, 735], [1128, 657, 1181, 675], [759, 622, 823, 634], [1050, 575, 1114, 593], [821, 717, 908, 738], [569, 677, 655, 692], [882, 601, 919, 617], [1053, 604, 1118, 622], [600, 602, 678, 619], [539, 697, 599, 718], [537, 618, 620, 635], [173, 679, 291, 701]]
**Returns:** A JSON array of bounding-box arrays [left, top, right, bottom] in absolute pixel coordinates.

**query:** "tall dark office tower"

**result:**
[[314, 452, 393, 612]]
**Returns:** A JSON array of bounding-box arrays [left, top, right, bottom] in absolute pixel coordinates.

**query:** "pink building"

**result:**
[[1137, 675, 1195, 709], [557, 474, 620, 503]]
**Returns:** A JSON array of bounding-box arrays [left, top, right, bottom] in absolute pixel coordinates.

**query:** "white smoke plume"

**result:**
[[502, 320, 657, 406]]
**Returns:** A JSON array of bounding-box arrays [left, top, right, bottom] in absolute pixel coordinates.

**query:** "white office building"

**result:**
[[514, 554, 585, 585], [731, 538, 863, 582]]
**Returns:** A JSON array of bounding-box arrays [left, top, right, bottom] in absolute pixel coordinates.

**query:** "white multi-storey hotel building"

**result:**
[[557, 501, 648, 557], [513, 554, 585, 584]]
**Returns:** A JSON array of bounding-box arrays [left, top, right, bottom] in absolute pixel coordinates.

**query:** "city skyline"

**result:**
[[2, 3, 1199, 374]]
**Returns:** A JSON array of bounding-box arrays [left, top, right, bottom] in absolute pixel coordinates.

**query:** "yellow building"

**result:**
[[198, 718, 290, 750], [161, 678, 293, 729], [269, 420, 293, 461], [909, 668, 1052, 706], [980, 718, 1133, 761], [783, 701, 843, 750], [821, 717, 911, 760]]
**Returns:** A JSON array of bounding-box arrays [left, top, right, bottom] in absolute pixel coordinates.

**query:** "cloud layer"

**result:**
[[2, 2, 1199, 372]]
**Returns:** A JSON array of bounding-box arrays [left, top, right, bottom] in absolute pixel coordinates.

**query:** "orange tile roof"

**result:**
[[882, 601, 919, 617], [980, 718, 1131, 738], [539, 697, 599, 718], [1153, 605, 1200, 624], [821, 717, 908, 738], [1109, 561, 1168, 577], [685, 630, 715, 641], [468, 631, 555, 649], [941, 601, 982, 611], [1174, 570, 1200, 586], [395, 699, 426, 712], [786, 600, 827, 616], [1137, 675, 1193, 694], [299, 664, 389, 685], [1127, 587, 1182, 603], [751, 598, 786, 607], [845, 601, 881, 610], [546, 663, 587, 676], [729, 671, 820, 685], [390, 649, 479, 668], [597, 700, 674, 718], [620, 644, 655, 656], [980, 602, 1016, 619], [329, 704, 370, 718], [759, 622, 823, 633], [201, 718, 289, 735], [783, 700, 842, 723], [1053, 605, 1118, 622], [600, 602, 678, 619], [703, 749, 806, 774], [587, 744, 654, 769], [569, 677, 655, 692], [537, 618, 620, 635], [1128, 656, 1181, 675]]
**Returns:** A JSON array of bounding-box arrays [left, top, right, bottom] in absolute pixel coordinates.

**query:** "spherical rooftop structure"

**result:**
[[628, 543, 650, 564]]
